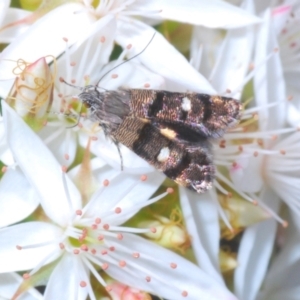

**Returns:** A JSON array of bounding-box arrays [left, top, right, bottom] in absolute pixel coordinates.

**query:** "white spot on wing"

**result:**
[[181, 97, 191, 111], [157, 147, 170, 162]]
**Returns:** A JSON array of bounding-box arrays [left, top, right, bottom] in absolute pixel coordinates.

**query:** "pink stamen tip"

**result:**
[[150, 227, 157, 233], [119, 260, 126, 267], [61, 165, 68, 173], [167, 187, 174, 194], [182, 291, 188, 297], [132, 252, 140, 258], [140, 174, 147, 181], [76, 210, 82, 216], [115, 207, 122, 214], [170, 263, 177, 269]]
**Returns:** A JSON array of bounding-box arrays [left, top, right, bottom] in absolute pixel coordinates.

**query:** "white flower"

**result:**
[[0, 272, 43, 300], [0, 102, 238, 300]]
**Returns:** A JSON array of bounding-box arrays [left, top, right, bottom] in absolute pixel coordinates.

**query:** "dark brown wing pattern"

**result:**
[[129, 89, 241, 139], [112, 117, 214, 193], [79, 88, 241, 193]]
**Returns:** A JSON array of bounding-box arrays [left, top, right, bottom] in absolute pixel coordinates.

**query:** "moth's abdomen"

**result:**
[[112, 117, 214, 193]]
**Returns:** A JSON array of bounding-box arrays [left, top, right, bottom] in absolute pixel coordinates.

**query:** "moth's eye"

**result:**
[[84, 101, 91, 108]]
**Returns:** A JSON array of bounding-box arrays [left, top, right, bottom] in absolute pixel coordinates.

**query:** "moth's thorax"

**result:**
[[78, 88, 131, 133]]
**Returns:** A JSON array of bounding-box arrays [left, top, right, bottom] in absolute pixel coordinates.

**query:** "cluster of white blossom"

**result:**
[[0, 0, 299, 299]]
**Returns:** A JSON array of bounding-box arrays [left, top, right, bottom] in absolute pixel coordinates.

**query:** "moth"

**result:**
[[77, 87, 241, 193]]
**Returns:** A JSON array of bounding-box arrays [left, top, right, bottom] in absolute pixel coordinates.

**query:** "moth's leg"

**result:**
[[114, 141, 123, 171]]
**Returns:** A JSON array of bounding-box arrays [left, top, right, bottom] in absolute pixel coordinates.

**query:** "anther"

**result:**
[[182, 291, 188, 297], [80, 281, 87, 287], [140, 175, 147, 181], [119, 260, 126, 267], [115, 207, 122, 214], [167, 187, 174, 194], [170, 263, 177, 269], [76, 210, 82, 216]]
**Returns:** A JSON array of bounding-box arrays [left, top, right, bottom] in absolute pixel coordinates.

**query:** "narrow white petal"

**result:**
[[45, 254, 87, 300], [0, 222, 62, 273], [0, 8, 31, 44], [0, 168, 39, 228], [234, 189, 279, 300], [180, 187, 224, 284], [0, 272, 43, 300], [209, 0, 255, 97], [2, 102, 81, 226], [116, 18, 216, 94], [153, 0, 261, 28], [105, 233, 237, 300], [254, 9, 286, 132]]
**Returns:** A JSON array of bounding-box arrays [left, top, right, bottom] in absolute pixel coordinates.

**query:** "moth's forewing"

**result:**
[[111, 117, 214, 193], [129, 89, 241, 138]]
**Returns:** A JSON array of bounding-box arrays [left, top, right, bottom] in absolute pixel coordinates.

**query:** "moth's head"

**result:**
[[77, 86, 104, 108]]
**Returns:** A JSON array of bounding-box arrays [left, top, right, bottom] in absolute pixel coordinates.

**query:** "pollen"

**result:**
[[140, 174, 147, 181], [115, 207, 122, 214], [111, 74, 118, 79], [80, 281, 87, 288], [102, 263, 109, 270], [100, 36, 106, 43], [145, 276, 151, 282]]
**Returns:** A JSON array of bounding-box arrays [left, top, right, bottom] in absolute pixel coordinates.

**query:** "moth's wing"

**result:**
[[112, 117, 214, 193], [129, 89, 241, 139]]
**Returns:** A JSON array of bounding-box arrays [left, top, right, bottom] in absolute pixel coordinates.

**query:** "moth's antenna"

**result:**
[[59, 77, 84, 91], [95, 32, 156, 87]]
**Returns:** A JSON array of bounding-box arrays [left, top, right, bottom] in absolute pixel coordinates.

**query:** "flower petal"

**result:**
[[180, 187, 224, 284], [105, 233, 237, 300], [254, 9, 286, 132], [208, 0, 256, 97], [2, 102, 81, 226], [0, 8, 31, 44], [44, 254, 87, 300], [0, 3, 95, 98], [0, 222, 62, 273], [0, 168, 39, 228], [116, 18, 216, 93], [234, 189, 279, 300], [133, 0, 261, 28], [0, 272, 43, 300]]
